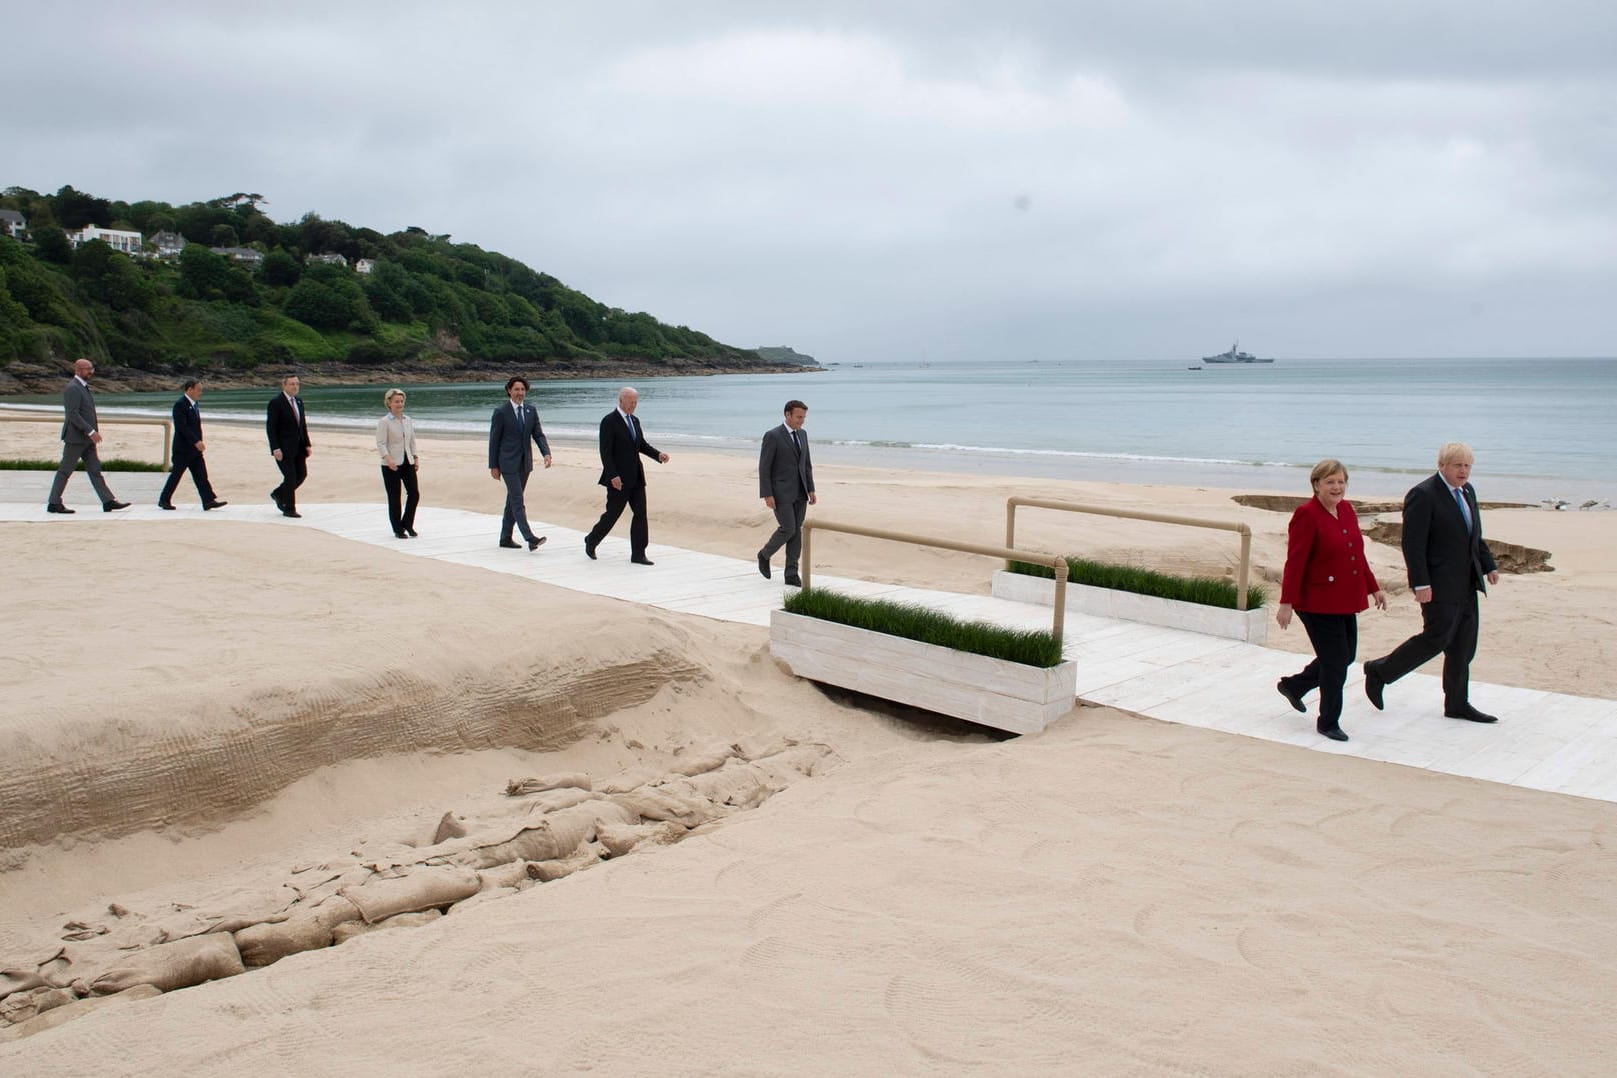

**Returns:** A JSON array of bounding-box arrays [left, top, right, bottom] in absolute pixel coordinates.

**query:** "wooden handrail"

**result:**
[[0, 413, 173, 463], [801, 519, 1070, 645], [1004, 496, 1254, 611]]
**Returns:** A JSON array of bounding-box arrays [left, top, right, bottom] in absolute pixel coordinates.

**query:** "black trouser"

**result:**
[[586, 485, 649, 559], [1284, 611, 1359, 729], [1373, 591, 1480, 710], [159, 452, 217, 506], [499, 469, 535, 543], [759, 497, 808, 575], [272, 450, 308, 510], [382, 461, 419, 534]]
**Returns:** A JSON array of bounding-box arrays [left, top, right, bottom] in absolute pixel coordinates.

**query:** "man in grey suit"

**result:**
[[46, 358, 129, 514], [488, 376, 551, 551], [756, 399, 816, 587], [1363, 442, 1501, 723]]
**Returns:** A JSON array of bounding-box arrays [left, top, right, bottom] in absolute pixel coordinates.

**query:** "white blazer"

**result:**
[[376, 413, 417, 466]]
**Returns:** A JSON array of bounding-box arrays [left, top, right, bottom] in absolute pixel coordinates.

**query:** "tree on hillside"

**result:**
[[52, 185, 113, 230], [33, 226, 72, 265]]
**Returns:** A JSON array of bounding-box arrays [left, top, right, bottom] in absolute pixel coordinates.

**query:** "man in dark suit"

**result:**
[[1363, 442, 1501, 723], [584, 386, 668, 565], [756, 399, 817, 587], [266, 373, 311, 518], [487, 375, 551, 551], [158, 379, 227, 511], [46, 357, 129, 514]]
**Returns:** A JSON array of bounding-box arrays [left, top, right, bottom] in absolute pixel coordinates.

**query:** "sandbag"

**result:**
[[331, 909, 442, 945], [233, 897, 361, 968], [89, 932, 244, 995], [341, 867, 480, 924], [610, 785, 712, 827], [530, 847, 601, 882], [0, 985, 161, 1044], [505, 772, 592, 796], [477, 862, 536, 891], [667, 742, 742, 778], [460, 804, 602, 869]]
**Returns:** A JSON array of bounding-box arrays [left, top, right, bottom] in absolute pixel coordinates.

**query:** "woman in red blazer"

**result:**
[[1276, 459, 1387, 741]]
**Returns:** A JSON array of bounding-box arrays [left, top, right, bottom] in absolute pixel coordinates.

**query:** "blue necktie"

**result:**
[[1453, 486, 1471, 531]]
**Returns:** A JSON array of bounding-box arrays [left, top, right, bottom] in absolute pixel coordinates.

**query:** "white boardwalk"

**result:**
[[6, 478, 1616, 805]]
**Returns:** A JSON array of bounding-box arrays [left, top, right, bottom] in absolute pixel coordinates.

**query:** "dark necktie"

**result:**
[[1453, 487, 1471, 531]]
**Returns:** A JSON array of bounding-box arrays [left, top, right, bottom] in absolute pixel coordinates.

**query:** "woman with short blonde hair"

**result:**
[[376, 388, 421, 538]]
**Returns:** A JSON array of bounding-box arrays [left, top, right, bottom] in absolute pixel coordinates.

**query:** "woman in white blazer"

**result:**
[[376, 388, 420, 538]]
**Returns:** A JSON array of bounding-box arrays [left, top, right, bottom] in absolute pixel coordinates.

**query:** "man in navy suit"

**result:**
[[583, 386, 668, 565], [158, 379, 227, 510], [756, 399, 816, 586], [1363, 442, 1501, 723], [266, 373, 311, 518], [487, 376, 551, 551]]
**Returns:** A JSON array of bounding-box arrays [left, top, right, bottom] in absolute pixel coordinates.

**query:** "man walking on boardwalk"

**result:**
[[584, 386, 669, 565], [487, 376, 551, 551], [1363, 442, 1501, 724], [756, 399, 816, 587], [266, 373, 311, 518], [158, 379, 227, 511], [45, 357, 129, 514]]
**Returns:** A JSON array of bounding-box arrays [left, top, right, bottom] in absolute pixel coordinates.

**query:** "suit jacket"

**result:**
[[596, 410, 661, 490], [377, 413, 418, 466], [266, 394, 311, 457], [1401, 473, 1497, 602], [60, 378, 97, 445], [488, 401, 550, 475], [1279, 497, 1380, 614], [172, 395, 205, 464], [758, 423, 815, 502]]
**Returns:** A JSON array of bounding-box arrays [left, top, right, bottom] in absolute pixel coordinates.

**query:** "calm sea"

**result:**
[[6, 357, 1613, 503]]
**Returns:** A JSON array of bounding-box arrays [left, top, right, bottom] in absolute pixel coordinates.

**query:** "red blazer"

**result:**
[[1280, 497, 1380, 614]]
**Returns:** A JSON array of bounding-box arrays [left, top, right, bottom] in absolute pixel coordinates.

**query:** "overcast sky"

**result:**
[[7, 1, 1614, 361]]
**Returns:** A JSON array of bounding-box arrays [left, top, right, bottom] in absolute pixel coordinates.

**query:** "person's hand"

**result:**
[[490, 467, 500, 480], [273, 449, 284, 461], [90, 431, 103, 445], [1276, 603, 1293, 630], [764, 496, 776, 509], [304, 446, 312, 458], [385, 459, 397, 470], [611, 476, 623, 490], [1487, 571, 1499, 586], [1414, 586, 1433, 604], [195, 441, 206, 452], [808, 492, 818, 506], [543, 455, 552, 469], [658, 452, 670, 464], [1371, 590, 1388, 610]]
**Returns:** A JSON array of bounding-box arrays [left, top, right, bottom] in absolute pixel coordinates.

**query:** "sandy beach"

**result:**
[[3, 418, 1616, 1074]]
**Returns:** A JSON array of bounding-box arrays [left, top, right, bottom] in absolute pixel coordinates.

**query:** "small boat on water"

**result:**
[[1202, 341, 1274, 364]]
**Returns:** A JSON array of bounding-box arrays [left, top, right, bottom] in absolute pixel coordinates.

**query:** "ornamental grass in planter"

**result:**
[[1006, 557, 1267, 611], [782, 588, 1064, 668]]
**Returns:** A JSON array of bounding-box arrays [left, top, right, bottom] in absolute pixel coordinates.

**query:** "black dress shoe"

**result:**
[[281, 508, 301, 518], [404, 526, 417, 537], [757, 553, 771, 579], [1363, 662, 1386, 711], [270, 489, 284, 509], [46, 504, 75, 514], [158, 502, 177, 511], [1318, 725, 1350, 742], [528, 536, 547, 551], [394, 530, 408, 539], [783, 575, 802, 588], [631, 556, 655, 565], [204, 500, 228, 510], [584, 540, 597, 560], [499, 538, 521, 549], [1277, 678, 1307, 713], [103, 499, 130, 512], [1444, 705, 1499, 724]]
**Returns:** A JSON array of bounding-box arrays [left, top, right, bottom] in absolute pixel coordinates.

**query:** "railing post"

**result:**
[[1005, 499, 1018, 570], [800, 524, 813, 590], [1236, 526, 1251, 611], [161, 419, 172, 465], [1050, 557, 1066, 647]]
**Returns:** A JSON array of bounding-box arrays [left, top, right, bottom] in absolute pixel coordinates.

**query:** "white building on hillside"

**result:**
[[0, 209, 26, 239], [355, 258, 375, 275], [307, 252, 348, 268], [70, 225, 143, 254]]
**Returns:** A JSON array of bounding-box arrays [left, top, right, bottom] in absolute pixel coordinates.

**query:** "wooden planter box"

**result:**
[[990, 570, 1268, 644], [769, 610, 1077, 735]]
